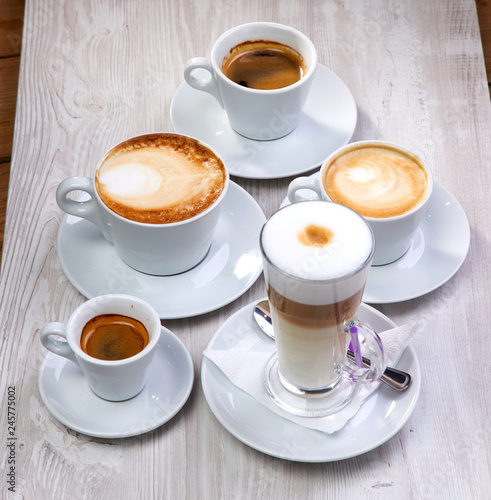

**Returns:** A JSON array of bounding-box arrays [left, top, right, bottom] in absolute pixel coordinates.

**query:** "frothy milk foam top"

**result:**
[[261, 201, 372, 282], [96, 135, 226, 224], [324, 145, 428, 219]]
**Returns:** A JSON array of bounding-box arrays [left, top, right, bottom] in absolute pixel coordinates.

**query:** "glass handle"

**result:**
[[343, 319, 386, 383]]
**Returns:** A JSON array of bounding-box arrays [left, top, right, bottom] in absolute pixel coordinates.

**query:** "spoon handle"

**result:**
[[346, 350, 411, 391]]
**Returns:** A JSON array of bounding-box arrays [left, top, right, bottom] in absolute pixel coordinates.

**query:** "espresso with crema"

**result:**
[[95, 134, 226, 224], [323, 144, 429, 219], [261, 202, 373, 389], [81, 314, 149, 361], [222, 40, 306, 90]]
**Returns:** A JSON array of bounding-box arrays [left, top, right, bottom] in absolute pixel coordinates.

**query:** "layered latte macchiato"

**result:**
[[261, 201, 373, 390], [323, 143, 429, 219], [95, 134, 226, 224]]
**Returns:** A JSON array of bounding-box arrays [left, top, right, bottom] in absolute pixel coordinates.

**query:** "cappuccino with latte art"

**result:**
[[56, 133, 229, 275], [95, 134, 226, 224], [288, 141, 433, 265], [323, 143, 429, 219]]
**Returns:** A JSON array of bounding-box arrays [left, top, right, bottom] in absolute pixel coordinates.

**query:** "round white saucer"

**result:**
[[364, 182, 470, 303], [57, 182, 265, 319], [201, 301, 420, 462], [281, 176, 470, 303], [170, 64, 357, 179], [38, 326, 194, 438]]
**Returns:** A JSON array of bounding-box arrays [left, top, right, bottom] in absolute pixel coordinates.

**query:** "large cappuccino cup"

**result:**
[[288, 141, 433, 265], [260, 201, 385, 417], [57, 133, 229, 275], [184, 22, 317, 141]]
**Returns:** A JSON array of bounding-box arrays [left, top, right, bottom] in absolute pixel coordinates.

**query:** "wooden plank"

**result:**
[[0, 161, 9, 259], [0, 0, 23, 266], [0, 55, 19, 265], [0, 0, 24, 58], [477, 0, 491, 83], [0, 56, 20, 160]]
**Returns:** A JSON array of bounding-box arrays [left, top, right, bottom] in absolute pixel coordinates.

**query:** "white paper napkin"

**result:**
[[203, 324, 413, 434]]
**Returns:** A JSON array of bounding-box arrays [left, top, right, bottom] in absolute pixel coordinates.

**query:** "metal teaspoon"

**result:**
[[253, 300, 412, 392]]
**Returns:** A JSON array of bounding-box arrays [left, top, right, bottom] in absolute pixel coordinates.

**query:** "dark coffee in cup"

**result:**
[[222, 40, 306, 90], [80, 314, 149, 361]]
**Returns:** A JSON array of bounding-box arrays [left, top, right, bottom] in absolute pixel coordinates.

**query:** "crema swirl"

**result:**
[[95, 134, 226, 224], [323, 144, 429, 218]]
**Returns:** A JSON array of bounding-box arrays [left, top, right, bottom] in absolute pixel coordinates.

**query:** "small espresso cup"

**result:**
[[184, 22, 317, 141], [56, 133, 229, 275], [40, 294, 161, 401], [288, 140, 433, 265], [260, 201, 385, 417]]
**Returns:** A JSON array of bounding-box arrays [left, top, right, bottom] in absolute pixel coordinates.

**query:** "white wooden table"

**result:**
[[1, 1, 490, 498]]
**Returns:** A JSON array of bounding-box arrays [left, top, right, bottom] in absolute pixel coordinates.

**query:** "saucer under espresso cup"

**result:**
[[39, 325, 194, 438], [288, 141, 434, 266], [56, 133, 229, 276], [184, 22, 317, 141]]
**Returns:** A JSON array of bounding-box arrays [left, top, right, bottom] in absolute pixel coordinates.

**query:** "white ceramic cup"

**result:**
[[288, 140, 434, 265], [184, 22, 317, 141], [56, 133, 229, 276], [40, 294, 162, 401]]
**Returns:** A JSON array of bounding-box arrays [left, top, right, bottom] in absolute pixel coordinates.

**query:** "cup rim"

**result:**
[[210, 21, 318, 94], [66, 294, 161, 366], [94, 132, 230, 227], [260, 200, 375, 284], [320, 140, 434, 221]]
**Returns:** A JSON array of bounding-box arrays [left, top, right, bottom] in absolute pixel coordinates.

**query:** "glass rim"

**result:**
[[259, 200, 375, 285]]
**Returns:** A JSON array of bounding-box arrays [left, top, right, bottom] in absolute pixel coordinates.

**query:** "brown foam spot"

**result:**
[[298, 224, 333, 247]]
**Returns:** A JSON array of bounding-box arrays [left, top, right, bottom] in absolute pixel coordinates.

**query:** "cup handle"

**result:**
[[40, 322, 79, 366], [342, 320, 386, 383], [287, 176, 324, 204], [56, 176, 112, 241], [184, 57, 224, 108]]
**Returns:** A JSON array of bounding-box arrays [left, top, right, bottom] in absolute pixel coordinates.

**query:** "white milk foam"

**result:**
[[325, 146, 428, 218], [337, 159, 419, 209], [96, 138, 225, 224], [98, 148, 213, 211], [262, 201, 372, 281], [100, 162, 163, 199]]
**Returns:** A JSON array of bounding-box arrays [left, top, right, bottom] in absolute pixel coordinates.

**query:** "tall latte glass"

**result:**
[[260, 201, 385, 417]]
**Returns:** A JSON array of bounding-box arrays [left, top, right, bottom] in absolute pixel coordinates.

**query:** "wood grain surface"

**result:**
[[1, 1, 491, 499]]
